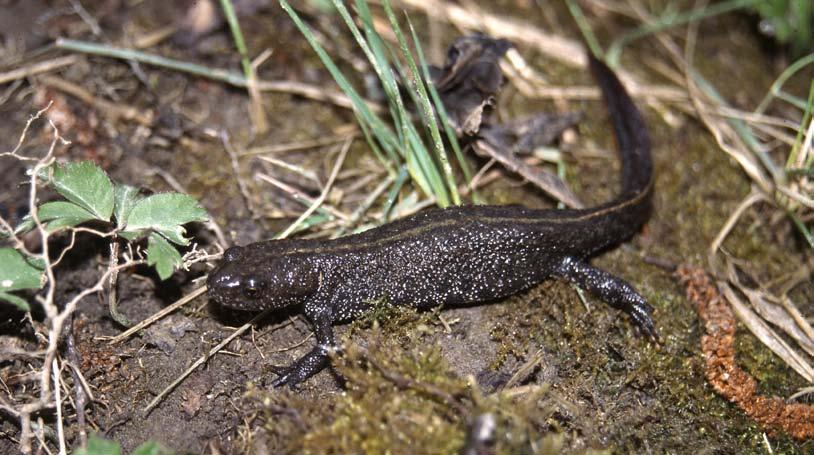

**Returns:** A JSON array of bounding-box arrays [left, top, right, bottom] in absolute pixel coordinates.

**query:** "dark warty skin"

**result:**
[[207, 54, 656, 387]]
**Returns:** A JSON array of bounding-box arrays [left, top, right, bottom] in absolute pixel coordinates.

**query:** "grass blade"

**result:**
[[382, 2, 459, 205]]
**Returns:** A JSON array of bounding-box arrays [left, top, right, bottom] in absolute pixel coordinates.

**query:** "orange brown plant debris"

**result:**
[[677, 266, 814, 440]]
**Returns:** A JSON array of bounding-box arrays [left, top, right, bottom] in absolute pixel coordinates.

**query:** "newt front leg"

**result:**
[[270, 301, 338, 388]]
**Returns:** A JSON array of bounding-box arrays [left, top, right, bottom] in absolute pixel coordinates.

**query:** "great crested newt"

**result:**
[[207, 54, 656, 387]]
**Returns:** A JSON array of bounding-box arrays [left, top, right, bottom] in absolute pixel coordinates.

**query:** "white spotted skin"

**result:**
[[207, 191, 653, 329], [323, 220, 559, 321]]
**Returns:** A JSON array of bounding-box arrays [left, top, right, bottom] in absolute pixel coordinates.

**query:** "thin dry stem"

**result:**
[[37, 75, 153, 125], [108, 285, 208, 344], [708, 191, 765, 258], [222, 131, 259, 219], [0, 57, 79, 86], [248, 48, 272, 135], [277, 136, 352, 239], [142, 308, 275, 416], [239, 134, 357, 157], [52, 359, 65, 455], [256, 173, 350, 221], [3, 102, 54, 161]]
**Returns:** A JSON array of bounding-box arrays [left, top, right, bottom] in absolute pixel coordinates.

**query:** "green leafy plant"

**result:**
[[72, 435, 120, 455], [0, 248, 44, 310], [0, 160, 208, 310], [72, 435, 172, 455]]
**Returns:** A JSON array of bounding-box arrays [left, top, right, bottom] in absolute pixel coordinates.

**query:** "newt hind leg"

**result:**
[[554, 256, 658, 341]]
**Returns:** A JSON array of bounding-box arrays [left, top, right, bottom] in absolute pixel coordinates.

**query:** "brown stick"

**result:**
[[36, 75, 154, 125], [108, 286, 207, 345], [0, 56, 79, 85]]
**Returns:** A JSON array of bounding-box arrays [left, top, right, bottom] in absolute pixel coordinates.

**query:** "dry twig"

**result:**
[[0, 56, 79, 85], [36, 75, 154, 126]]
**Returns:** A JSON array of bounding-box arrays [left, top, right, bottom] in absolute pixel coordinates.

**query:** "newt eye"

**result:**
[[244, 287, 259, 299], [243, 277, 264, 300]]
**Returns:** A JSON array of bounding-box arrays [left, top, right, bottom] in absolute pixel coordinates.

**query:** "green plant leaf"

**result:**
[[146, 232, 183, 280], [125, 193, 209, 245], [14, 201, 99, 234], [0, 248, 44, 292], [0, 291, 30, 311], [43, 218, 88, 232], [37, 201, 96, 223], [12, 217, 34, 235], [13, 201, 97, 235], [131, 441, 173, 455], [73, 435, 120, 455], [51, 161, 114, 221], [113, 184, 140, 229]]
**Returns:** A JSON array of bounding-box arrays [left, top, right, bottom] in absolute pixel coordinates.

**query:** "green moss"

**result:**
[[734, 327, 809, 398], [314, 337, 467, 453], [245, 333, 466, 453], [246, 328, 618, 454]]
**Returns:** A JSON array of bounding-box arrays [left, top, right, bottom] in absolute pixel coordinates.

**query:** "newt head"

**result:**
[[207, 245, 320, 311]]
